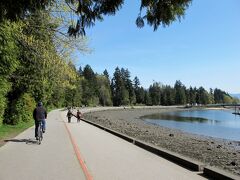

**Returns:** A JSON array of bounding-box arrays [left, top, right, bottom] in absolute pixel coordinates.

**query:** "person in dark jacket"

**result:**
[[76, 110, 83, 123], [66, 109, 72, 123], [33, 101, 47, 140]]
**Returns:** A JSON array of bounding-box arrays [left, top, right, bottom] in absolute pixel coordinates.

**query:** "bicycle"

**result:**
[[37, 121, 43, 145]]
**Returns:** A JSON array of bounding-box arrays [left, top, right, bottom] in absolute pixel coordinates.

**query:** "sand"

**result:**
[[84, 107, 240, 176]]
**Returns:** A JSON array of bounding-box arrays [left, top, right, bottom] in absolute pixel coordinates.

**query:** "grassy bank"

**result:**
[[0, 121, 34, 147]]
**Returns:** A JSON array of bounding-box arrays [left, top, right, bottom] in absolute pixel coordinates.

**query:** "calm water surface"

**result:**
[[143, 109, 240, 141]]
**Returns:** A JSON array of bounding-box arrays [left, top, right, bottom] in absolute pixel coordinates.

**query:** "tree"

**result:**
[[144, 90, 152, 105], [133, 76, 145, 104], [188, 86, 196, 105], [103, 69, 110, 85], [96, 75, 112, 106], [81, 65, 99, 106], [174, 80, 186, 105], [196, 87, 209, 105], [133, 76, 140, 90], [208, 88, 214, 104], [213, 88, 231, 104], [223, 95, 233, 104], [65, 0, 192, 36], [111, 67, 129, 106], [78, 66, 83, 76], [1, 10, 83, 124], [149, 82, 162, 105], [161, 85, 175, 105], [121, 68, 136, 104], [138, 87, 146, 104], [83, 64, 95, 81], [0, 0, 50, 21], [1, 0, 192, 36], [0, 21, 20, 125]]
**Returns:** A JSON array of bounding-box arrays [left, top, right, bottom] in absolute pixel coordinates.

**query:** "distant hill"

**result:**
[[230, 94, 240, 99]]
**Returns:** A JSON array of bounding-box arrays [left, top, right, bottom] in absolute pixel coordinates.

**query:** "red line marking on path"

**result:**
[[64, 123, 93, 180]]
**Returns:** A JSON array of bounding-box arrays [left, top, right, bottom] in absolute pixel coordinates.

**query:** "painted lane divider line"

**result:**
[[64, 122, 93, 180]]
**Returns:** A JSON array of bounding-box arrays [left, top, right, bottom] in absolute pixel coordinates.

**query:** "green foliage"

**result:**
[[0, 21, 20, 76], [111, 67, 129, 106], [7, 93, 35, 125], [161, 85, 175, 105], [81, 65, 98, 106], [0, 0, 50, 21], [144, 91, 152, 105], [1, 0, 192, 36], [213, 88, 233, 104], [96, 75, 112, 106], [133, 77, 145, 105], [64, 0, 191, 36], [138, 0, 192, 30], [0, 78, 11, 126], [0, 21, 20, 126], [196, 87, 210, 105], [174, 80, 186, 105], [1, 10, 86, 126], [149, 82, 162, 105]]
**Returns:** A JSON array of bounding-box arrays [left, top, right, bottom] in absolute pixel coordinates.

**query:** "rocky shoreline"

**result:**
[[84, 107, 240, 176]]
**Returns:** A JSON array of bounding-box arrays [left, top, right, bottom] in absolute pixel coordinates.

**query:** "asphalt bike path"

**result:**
[[0, 107, 207, 180], [62, 108, 207, 180], [0, 110, 85, 180]]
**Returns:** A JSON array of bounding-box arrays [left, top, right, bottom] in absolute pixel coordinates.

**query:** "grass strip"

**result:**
[[0, 121, 34, 147]]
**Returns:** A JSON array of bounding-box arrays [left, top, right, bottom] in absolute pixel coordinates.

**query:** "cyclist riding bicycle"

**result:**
[[33, 101, 47, 140]]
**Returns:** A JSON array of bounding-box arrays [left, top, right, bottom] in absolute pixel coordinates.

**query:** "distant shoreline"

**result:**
[[83, 107, 240, 176]]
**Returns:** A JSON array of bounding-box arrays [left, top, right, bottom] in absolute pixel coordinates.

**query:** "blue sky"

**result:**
[[76, 0, 240, 94]]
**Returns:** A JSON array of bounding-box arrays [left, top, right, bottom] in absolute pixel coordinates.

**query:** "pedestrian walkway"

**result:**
[[0, 110, 85, 180], [62, 109, 206, 180], [0, 109, 207, 180]]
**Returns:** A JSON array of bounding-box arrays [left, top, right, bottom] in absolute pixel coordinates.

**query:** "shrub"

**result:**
[[0, 78, 11, 126], [10, 93, 36, 125]]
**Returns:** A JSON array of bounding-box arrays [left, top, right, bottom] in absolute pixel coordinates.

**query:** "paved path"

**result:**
[[62, 108, 206, 180], [0, 108, 207, 180], [0, 110, 85, 180]]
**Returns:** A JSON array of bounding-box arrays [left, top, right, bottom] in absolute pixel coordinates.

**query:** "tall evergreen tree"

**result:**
[[111, 67, 130, 106], [188, 86, 196, 105], [82, 64, 98, 106], [174, 80, 186, 105], [121, 68, 136, 104], [78, 66, 83, 76], [133, 76, 145, 104], [149, 82, 161, 105], [197, 87, 209, 105]]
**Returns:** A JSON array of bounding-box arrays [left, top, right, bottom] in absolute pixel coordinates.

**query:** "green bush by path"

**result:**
[[0, 21, 20, 126], [0, 78, 11, 126], [7, 93, 35, 125]]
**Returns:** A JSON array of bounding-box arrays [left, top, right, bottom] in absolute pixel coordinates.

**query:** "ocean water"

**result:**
[[143, 109, 240, 141]]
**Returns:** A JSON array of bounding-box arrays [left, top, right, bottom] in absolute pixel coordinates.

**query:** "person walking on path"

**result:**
[[33, 101, 47, 140], [67, 108, 73, 123], [76, 110, 83, 123]]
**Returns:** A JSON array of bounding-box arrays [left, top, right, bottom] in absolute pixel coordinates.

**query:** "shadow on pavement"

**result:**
[[4, 138, 38, 145]]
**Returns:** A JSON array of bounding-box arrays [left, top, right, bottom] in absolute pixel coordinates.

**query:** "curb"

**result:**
[[204, 166, 240, 180], [80, 118, 240, 179]]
